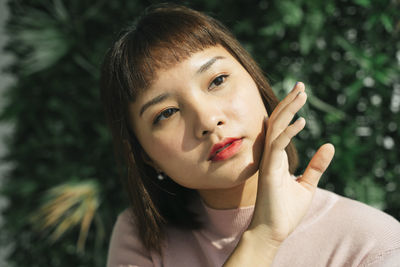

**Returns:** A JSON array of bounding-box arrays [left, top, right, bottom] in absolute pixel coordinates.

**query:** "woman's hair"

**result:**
[[100, 3, 298, 254]]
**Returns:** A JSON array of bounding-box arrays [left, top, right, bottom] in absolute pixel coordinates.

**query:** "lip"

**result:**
[[208, 137, 243, 162]]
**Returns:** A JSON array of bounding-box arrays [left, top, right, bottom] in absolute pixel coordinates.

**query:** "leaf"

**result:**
[[380, 14, 393, 32], [31, 180, 101, 253], [354, 0, 371, 8], [299, 29, 316, 55], [278, 1, 303, 27], [52, 0, 69, 22], [346, 80, 364, 103], [8, 6, 72, 75]]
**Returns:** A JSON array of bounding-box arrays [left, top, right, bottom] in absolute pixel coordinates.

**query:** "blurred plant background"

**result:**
[[0, 0, 399, 266]]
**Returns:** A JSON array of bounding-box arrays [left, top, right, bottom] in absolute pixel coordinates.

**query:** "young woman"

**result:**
[[101, 4, 400, 267]]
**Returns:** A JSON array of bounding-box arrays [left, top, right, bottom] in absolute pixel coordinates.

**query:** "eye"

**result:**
[[153, 107, 179, 125], [209, 74, 229, 90]]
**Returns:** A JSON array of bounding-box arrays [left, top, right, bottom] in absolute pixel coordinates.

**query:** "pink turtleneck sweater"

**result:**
[[107, 188, 400, 267]]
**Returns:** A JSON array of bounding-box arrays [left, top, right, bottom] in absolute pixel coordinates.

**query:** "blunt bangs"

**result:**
[[110, 6, 226, 103]]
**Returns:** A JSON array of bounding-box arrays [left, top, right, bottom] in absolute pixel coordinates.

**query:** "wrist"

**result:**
[[222, 228, 282, 267], [242, 227, 283, 250]]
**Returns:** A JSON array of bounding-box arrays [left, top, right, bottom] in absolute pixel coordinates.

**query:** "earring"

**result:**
[[157, 172, 165, 181]]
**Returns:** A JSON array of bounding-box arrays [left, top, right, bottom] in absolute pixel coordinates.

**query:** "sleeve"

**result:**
[[107, 209, 156, 267], [354, 206, 400, 267], [332, 193, 400, 267], [359, 248, 400, 267]]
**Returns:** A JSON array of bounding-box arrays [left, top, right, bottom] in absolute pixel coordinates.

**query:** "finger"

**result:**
[[271, 82, 305, 119], [262, 117, 305, 179], [298, 144, 335, 192], [268, 91, 307, 141], [270, 117, 306, 151]]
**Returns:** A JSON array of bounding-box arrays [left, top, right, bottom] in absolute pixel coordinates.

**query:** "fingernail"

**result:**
[[292, 82, 299, 92], [297, 82, 305, 91]]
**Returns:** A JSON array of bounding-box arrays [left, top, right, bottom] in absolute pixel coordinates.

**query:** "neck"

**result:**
[[197, 172, 258, 210]]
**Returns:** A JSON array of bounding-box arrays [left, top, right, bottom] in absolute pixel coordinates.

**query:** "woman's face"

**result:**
[[130, 45, 268, 190]]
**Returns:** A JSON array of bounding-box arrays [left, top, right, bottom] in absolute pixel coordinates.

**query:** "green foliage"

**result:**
[[0, 0, 399, 266]]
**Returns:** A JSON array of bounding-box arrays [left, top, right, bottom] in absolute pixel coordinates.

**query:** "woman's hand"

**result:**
[[223, 82, 334, 266], [249, 82, 335, 243]]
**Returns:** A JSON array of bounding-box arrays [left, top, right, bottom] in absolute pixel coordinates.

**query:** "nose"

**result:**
[[192, 99, 226, 139]]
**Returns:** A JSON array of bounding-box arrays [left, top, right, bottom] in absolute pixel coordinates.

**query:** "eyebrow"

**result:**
[[139, 92, 171, 117], [139, 56, 226, 117], [196, 56, 225, 74]]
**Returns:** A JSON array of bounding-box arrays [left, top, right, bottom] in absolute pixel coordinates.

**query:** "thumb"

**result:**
[[297, 143, 335, 192]]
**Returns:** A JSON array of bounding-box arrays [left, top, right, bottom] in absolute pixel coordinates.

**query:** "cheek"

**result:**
[[143, 134, 202, 188], [230, 80, 267, 124], [141, 128, 197, 178], [143, 136, 181, 166]]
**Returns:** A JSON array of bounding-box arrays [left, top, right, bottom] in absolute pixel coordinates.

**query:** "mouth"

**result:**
[[208, 137, 243, 162]]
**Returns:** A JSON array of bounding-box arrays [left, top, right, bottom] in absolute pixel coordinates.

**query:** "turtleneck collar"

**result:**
[[191, 187, 338, 239], [198, 199, 255, 237]]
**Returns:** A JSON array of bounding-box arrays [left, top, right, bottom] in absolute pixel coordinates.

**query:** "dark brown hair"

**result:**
[[100, 3, 298, 254]]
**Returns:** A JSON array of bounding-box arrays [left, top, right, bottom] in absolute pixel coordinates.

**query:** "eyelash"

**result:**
[[152, 74, 229, 125], [209, 74, 229, 90], [153, 107, 179, 125]]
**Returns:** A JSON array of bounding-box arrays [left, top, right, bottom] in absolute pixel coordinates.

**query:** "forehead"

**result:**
[[136, 45, 233, 99]]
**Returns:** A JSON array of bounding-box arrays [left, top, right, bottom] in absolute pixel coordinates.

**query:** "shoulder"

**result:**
[[328, 188, 400, 239], [315, 188, 400, 265], [109, 209, 138, 247], [107, 209, 158, 267], [281, 188, 400, 266], [313, 187, 400, 239]]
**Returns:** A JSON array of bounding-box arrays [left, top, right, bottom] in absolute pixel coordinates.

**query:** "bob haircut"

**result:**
[[100, 3, 299, 254]]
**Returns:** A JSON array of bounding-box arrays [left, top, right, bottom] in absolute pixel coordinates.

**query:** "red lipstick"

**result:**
[[208, 137, 243, 162]]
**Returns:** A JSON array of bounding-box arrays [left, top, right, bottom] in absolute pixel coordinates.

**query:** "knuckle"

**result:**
[[268, 123, 280, 134], [285, 125, 296, 137], [273, 121, 284, 132], [300, 178, 315, 191], [310, 164, 325, 174], [287, 108, 297, 117], [271, 139, 280, 149], [281, 129, 292, 140]]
